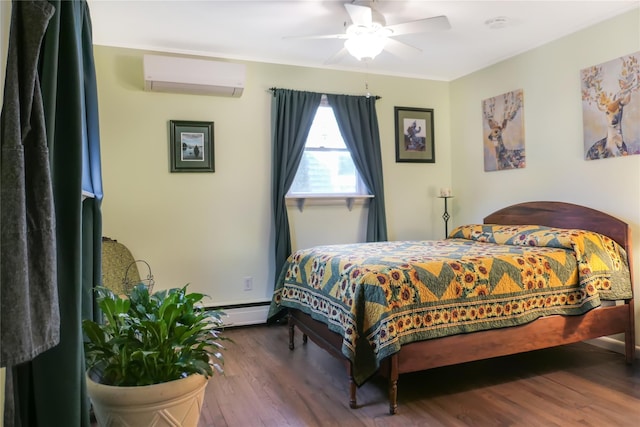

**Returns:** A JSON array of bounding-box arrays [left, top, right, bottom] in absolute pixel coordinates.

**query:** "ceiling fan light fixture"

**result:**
[[344, 25, 390, 61], [344, 34, 386, 61]]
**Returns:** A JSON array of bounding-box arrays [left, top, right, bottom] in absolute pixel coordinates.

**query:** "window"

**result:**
[[288, 101, 368, 197]]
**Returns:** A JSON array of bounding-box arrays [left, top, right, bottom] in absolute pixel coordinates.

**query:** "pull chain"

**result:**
[[364, 61, 371, 98]]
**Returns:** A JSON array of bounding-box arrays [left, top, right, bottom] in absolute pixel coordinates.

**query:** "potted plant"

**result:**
[[83, 283, 227, 427]]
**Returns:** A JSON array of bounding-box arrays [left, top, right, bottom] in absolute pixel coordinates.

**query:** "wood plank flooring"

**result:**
[[198, 324, 640, 427]]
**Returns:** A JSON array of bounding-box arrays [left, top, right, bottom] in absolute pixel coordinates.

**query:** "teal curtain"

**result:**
[[271, 89, 321, 284], [6, 1, 103, 425], [327, 94, 387, 241]]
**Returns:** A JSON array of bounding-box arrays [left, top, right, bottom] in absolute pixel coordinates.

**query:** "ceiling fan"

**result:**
[[286, 1, 451, 63]]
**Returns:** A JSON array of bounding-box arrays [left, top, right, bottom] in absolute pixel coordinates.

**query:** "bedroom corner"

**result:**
[[449, 7, 640, 353]]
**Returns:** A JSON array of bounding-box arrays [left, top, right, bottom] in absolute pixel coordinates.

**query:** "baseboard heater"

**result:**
[[207, 301, 271, 327]]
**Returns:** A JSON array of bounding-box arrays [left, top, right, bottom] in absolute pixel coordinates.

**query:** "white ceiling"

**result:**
[[87, 0, 640, 81]]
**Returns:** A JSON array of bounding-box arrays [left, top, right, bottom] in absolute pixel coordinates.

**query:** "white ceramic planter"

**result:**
[[86, 371, 208, 427]]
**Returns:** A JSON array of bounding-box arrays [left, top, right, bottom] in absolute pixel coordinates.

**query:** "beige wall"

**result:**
[[96, 47, 451, 305], [1, 0, 7, 95], [450, 9, 640, 343]]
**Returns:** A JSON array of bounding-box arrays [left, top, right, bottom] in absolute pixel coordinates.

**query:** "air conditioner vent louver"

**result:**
[[143, 54, 245, 97]]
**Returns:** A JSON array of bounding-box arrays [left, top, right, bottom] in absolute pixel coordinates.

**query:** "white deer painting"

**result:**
[[581, 52, 640, 160], [482, 89, 526, 172]]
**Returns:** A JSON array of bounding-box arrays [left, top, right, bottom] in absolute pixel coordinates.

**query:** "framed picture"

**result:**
[[581, 51, 640, 160], [394, 107, 435, 163], [169, 120, 214, 172], [481, 89, 525, 171]]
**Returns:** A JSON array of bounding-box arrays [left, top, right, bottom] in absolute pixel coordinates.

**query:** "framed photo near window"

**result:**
[[394, 107, 435, 163], [169, 120, 214, 172]]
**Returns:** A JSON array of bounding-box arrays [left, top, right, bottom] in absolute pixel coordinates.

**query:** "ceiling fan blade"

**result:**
[[344, 3, 372, 26], [283, 33, 347, 40], [324, 48, 350, 65], [386, 15, 451, 36], [383, 38, 422, 59]]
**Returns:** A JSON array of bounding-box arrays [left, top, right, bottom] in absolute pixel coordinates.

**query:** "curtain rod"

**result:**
[[268, 87, 381, 100]]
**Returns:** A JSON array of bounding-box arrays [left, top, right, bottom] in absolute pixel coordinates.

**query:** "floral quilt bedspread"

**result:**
[[268, 225, 632, 385]]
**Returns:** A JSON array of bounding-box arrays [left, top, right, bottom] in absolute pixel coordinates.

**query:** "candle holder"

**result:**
[[438, 196, 453, 238]]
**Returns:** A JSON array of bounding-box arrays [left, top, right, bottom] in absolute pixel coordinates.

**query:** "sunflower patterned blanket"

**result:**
[[268, 225, 632, 385]]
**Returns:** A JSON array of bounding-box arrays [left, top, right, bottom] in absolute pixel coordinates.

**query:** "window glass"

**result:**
[[289, 105, 366, 195]]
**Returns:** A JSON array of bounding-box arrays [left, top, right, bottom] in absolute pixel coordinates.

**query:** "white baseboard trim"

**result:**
[[585, 336, 640, 359]]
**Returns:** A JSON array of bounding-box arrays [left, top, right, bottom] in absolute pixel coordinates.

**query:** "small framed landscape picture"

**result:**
[[394, 107, 435, 163], [169, 120, 214, 172]]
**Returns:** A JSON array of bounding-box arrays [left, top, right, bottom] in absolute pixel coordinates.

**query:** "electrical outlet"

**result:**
[[243, 276, 253, 291]]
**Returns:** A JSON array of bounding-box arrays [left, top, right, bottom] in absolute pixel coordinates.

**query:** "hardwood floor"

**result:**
[[198, 324, 640, 427]]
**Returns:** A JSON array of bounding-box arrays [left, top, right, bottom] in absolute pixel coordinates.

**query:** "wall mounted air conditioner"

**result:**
[[143, 54, 245, 97]]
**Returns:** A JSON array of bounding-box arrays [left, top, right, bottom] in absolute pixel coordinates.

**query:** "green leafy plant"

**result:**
[[82, 284, 227, 386]]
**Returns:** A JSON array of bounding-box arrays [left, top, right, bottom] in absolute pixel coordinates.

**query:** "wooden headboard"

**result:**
[[483, 201, 631, 253]]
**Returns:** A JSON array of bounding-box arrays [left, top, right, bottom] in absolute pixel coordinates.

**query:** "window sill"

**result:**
[[286, 194, 374, 212]]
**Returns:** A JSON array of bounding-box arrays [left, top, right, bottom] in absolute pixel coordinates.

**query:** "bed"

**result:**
[[267, 201, 635, 414]]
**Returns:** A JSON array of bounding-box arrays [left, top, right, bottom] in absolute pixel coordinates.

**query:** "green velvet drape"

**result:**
[[270, 89, 321, 284], [10, 1, 102, 425], [327, 94, 387, 242]]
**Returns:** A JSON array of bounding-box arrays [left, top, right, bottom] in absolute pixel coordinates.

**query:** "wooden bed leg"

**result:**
[[348, 364, 357, 409], [625, 330, 635, 364], [288, 314, 295, 351], [388, 354, 399, 415], [625, 299, 635, 364], [389, 379, 398, 415]]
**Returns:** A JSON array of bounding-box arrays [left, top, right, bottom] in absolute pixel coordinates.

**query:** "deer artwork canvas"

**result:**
[[581, 52, 640, 160], [482, 89, 526, 172]]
